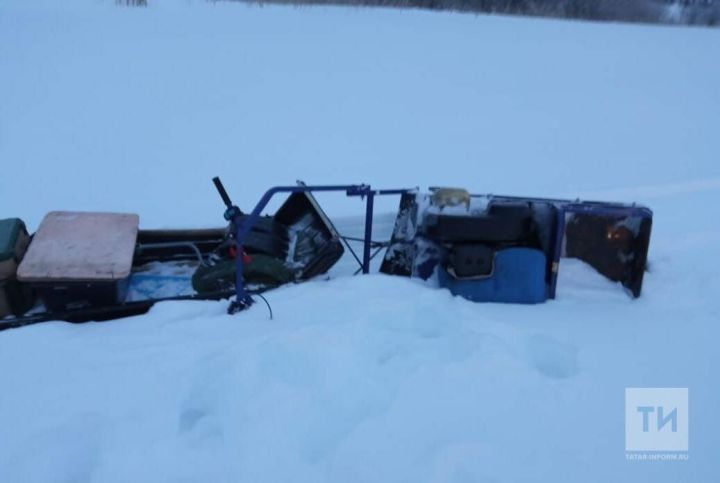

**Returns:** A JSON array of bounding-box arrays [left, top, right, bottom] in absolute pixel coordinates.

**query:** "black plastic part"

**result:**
[[33, 278, 130, 312], [528, 202, 560, 286], [243, 231, 289, 258], [447, 244, 495, 278], [274, 192, 345, 280], [213, 177, 245, 222], [0, 279, 34, 316], [488, 201, 532, 219], [422, 202, 533, 243], [379, 192, 420, 277], [224, 206, 242, 222], [227, 296, 254, 314], [0, 288, 240, 332], [565, 213, 652, 297], [213, 176, 234, 208], [238, 216, 289, 241]]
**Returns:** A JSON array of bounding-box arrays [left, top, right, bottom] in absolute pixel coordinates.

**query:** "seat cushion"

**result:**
[[18, 211, 139, 282]]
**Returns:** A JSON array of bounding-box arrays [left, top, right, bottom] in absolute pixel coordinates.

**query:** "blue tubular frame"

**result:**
[[230, 184, 410, 312]]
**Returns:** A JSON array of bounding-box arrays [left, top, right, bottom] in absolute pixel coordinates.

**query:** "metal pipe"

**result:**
[[362, 191, 375, 274]]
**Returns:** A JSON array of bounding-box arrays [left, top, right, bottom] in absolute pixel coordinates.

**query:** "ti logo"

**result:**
[[625, 388, 688, 453], [637, 405, 677, 433]]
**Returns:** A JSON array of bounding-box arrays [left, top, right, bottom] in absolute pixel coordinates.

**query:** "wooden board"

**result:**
[[18, 211, 139, 282]]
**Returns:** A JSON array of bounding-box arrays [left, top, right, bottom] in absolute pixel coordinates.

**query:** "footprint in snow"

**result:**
[[524, 334, 579, 379]]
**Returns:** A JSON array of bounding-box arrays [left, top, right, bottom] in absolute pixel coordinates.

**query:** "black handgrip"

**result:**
[[213, 177, 243, 221], [213, 176, 233, 208]]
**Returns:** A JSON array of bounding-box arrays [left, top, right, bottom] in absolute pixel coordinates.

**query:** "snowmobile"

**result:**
[[0, 179, 652, 332], [380, 189, 652, 303]]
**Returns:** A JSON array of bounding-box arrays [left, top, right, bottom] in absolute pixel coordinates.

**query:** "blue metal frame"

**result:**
[[230, 184, 410, 312]]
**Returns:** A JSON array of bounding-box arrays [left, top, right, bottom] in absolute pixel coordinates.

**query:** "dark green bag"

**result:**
[[0, 218, 34, 317], [192, 255, 295, 294]]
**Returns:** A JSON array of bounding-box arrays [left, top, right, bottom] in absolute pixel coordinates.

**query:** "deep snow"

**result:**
[[1, 1, 719, 482]]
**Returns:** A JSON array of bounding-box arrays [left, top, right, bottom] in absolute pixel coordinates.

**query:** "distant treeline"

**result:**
[[241, 0, 720, 26], [121, 0, 720, 26]]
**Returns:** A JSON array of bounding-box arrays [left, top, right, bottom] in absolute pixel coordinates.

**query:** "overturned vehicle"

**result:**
[[380, 189, 652, 303], [0, 180, 652, 331]]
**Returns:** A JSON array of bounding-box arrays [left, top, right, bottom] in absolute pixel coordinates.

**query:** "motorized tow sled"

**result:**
[[0, 179, 652, 331]]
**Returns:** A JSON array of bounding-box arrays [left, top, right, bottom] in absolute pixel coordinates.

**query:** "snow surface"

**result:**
[[1, 1, 719, 482]]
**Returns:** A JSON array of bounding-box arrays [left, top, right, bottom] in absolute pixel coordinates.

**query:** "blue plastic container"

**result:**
[[437, 247, 547, 304]]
